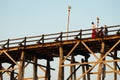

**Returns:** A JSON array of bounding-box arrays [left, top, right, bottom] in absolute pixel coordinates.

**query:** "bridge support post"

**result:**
[[45, 59, 51, 80], [0, 63, 3, 80], [10, 64, 15, 80], [33, 55, 38, 80], [73, 56, 76, 80], [85, 55, 90, 80], [81, 59, 86, 80], [98, 54, 104, 80], [114, 49, 117, 80], [18, 51, 25, 80], [58, 46, 64, 80], [98, 41, 106, 80], [102, 57, 106, 80], [70, 55, 76, 80]]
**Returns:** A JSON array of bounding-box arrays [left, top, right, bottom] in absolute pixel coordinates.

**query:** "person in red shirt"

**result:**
[[91, 22, 97, 38]]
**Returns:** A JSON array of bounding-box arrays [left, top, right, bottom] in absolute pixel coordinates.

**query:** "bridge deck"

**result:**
[[0, 25, 120, 63]]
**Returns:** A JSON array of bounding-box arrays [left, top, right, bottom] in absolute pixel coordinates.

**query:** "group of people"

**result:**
[[91, 22, 108, 38]]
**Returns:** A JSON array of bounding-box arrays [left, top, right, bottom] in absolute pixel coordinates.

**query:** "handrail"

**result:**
[[0, 25, 120, 49]]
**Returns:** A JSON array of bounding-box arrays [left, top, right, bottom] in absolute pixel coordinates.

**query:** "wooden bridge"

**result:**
[[0, 25, 120, 80]]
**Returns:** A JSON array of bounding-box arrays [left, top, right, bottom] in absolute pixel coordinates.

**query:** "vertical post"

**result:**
[[102, 57, 106, 80], [58, 46, 64, 80], [18, 51, 25, 80], [85, 56, 90, 80], [80, 29, 82, 39], [10, 64, 15, 80], [0, 63, 3, 80], [42, 34, 44, 44], [24, 37, 26, 48], [97, 17, 100, 31], [98, 41, 105, 80], [60, 32, 63, 42], [45, 59, 51, 80], [81, 59, 86, 80], [114, 49, 117, 80], [7, 39, 10, 50], [98, 54, 103, 80], [73, 57, 76, 80], [33, 56, 38, 80], [70, 55, 74, 80], [66, 6, 71, 40]]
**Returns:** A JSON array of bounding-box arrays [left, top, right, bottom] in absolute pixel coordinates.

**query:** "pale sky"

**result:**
[[0, 0, 120, 80], [0, 0, 120, 40]]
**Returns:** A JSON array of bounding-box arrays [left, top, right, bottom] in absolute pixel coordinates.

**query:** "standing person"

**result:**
[[104, 25, 108, 37], [98, 26, 104, 37], [91, 22, 97, 38]]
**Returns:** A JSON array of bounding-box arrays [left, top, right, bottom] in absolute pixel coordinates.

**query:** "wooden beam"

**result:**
[[67, 64, 81, 80], [97, 54, 103, 80], [102, 57, 106, 80], [61, 59, 120, 67], [90, 71, 120, 74], [33, 56, 38, 80], [3, 50, 19, 66], [0, 51, 3, 55], [0, 63, 3, 80], [26, 60, 55, 70], [98, 41, 105, 80], [45, 59, 51, 80], [10, 64, 15, 80], [62, 41, 80, 63], [0, 68, 18, 72], [81, 59, 86, 80], [103, 62, 120, 75], [85, 54, 90, 80], [38, 66, 46, 72], [18, 51, 25, 80], [70, 55, 75, 80], [58, 46, 64, 80], [77, 40, 120, 80], [81, 41, 99, 59], [114, 49, 117, 80]]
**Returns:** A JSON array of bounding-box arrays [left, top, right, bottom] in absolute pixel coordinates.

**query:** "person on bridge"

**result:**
[[91, 22, 97, 38], [104, 25, 108, 37], [98, 26, 104, 37]]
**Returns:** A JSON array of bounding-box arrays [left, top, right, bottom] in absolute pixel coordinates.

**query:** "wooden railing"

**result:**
[[0, 25, 120, 49]]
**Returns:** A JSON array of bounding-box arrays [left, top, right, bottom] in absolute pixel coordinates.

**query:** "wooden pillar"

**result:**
[[18, 51, 25, 80], [33, 56, 38, 80], [98, 41, 105, 80], [69, 55, 76, 80], [45, 59, 51, 80], [73, 57, 76, 80], [81, 59, 86, 80], [98, 54, 103, 80], [114, 49, 117, 80], [70, 55, 74, 80], [102, 58, 106, 80], [85, 56, 90, 80], [58, 46, 64, 80], [0, 63, 3, 80], [10, 64, 15, 80]]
